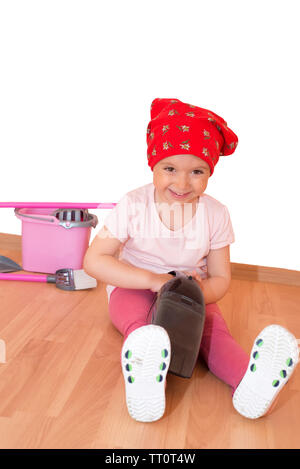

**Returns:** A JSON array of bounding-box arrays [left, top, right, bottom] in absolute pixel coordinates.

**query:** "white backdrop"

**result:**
[[0, 0, 299, 271]]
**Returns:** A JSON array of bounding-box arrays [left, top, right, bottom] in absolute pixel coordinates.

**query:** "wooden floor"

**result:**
[[0, 233, 299, 449]]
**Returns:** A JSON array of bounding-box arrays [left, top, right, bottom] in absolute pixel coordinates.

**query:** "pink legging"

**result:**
[[109, 287, 249, 394]]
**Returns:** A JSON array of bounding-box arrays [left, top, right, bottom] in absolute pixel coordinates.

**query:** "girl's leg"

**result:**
[[108, 287, 157, 339], [108, 287, 171, 423], [199, 303, 249, 394], [199, 305, 299, 419]]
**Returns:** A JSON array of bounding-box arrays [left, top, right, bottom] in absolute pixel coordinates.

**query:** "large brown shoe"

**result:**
[[150, 271, 205, 378]]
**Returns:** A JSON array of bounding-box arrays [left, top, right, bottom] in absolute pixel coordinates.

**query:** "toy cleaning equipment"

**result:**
[[0, 202, 116, 274], [150, 270, 206, 378], [14, 207, 97, 274], [0, 202, 115, 209], [0, 268, 97, 291], [0, 256, 22, 273]]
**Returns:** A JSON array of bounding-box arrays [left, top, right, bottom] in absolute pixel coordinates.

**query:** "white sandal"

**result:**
[[233, 325, 299, 419], [121, 325, 171, 422]]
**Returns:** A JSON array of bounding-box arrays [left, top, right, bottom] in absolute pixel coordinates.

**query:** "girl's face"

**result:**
[[153, 154, 210, 206]]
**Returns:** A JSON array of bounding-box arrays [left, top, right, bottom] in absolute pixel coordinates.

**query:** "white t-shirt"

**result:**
[[102, 182, 235, 301]]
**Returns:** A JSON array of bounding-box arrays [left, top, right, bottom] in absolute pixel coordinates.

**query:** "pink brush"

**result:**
[[0, 202, 116, 209], [0, 269, 97, 290]]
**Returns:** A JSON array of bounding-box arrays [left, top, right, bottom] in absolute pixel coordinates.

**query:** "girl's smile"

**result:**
[[168, 188, 192, 199]]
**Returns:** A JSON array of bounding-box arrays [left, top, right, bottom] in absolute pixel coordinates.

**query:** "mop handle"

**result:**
[[0, 273, 48, 282], [0, 202, 116, 209]]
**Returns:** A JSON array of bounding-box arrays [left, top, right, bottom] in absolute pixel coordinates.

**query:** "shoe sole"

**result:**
[[121, 325, 171, 422], [233, 324, 299, 419]]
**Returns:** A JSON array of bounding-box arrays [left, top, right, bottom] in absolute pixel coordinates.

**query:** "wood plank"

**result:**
[[231, 262, 300, 287], [0, 233, 22, 251]]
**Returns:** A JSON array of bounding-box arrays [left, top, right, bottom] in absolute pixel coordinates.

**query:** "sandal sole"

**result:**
[[121, 325, 171, 422], [233, 324, 299, 419]]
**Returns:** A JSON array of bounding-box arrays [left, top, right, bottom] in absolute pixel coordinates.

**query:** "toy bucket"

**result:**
[[15, 208, 98, 274]]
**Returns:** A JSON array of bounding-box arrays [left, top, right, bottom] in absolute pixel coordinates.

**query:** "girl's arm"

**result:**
[[186, 245, 231, 304], [83, 226, 173, 291]]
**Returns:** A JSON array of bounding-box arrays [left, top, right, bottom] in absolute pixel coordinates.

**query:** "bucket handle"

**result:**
[[14, 208, 58, 224], [14, 208, 98, 229]]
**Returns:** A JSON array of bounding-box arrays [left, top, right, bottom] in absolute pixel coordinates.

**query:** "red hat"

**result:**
[[147, 98, 238, 176]]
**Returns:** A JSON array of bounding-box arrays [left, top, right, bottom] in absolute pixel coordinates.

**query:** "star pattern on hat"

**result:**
[[177, 125, 190, 132], [180, 140, 190, 150], [168, 110, 179, 116], [163, 141, 174, 150]]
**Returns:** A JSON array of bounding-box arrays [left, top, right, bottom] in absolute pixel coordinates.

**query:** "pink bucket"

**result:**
[[15, 208, 98, 274]]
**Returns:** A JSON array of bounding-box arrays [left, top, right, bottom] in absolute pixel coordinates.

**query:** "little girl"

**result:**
[[84, 98, 299, 423]]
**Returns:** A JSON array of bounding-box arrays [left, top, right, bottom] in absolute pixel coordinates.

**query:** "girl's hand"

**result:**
[[183, 270, 205, 291], [150, 273, 175, 293]]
